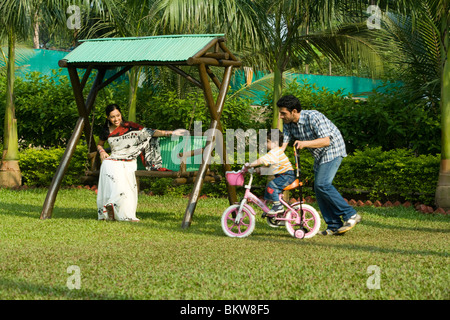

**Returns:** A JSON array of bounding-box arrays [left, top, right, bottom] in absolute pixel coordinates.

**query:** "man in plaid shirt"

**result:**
[[278, 95, 361, 235]]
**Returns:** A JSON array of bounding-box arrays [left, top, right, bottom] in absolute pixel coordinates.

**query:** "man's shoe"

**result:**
[[319, 229, 343, 236], [336, 214, 361, 234]]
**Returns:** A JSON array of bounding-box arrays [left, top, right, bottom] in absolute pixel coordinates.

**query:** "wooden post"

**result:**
[[181, 64, 235, 228], [40, 67, 105, 219], [218, 66, 237, 206], [40, 118, 85, 219]]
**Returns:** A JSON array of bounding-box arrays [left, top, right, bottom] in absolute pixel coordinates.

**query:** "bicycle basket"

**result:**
[[225, 171, 245, 186]]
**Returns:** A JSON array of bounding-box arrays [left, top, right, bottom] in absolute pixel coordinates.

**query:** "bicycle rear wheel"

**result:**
[[221, 204, 255, 238], [285, 203, 321, 238]]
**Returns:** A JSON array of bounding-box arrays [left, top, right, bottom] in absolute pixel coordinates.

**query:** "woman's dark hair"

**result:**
[[104, 104, 123, 127], [267, 129, 284, 146], [105, 103, 121, 118], [100, 104, 124, 141], [276, 95, 302, 112]]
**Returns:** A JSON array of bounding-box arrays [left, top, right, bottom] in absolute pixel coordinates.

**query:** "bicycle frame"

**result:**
[[233, 169, 298, 224]]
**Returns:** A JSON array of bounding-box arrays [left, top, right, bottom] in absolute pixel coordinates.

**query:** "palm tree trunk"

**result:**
[[33, 11, 39, 49], [271, 63, 283, 130], [435, 46, 450, 209], [0, 30, 21, 187], [128, 67, 141, 122]]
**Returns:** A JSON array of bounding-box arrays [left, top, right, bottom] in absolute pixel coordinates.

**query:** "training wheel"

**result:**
[[294, 229, 305, 239]]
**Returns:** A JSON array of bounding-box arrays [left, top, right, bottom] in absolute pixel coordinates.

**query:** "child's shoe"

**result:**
[[263, 202, 284, 218]]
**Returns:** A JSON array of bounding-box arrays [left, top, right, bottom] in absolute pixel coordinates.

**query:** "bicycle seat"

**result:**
[[283, 179, 303, 191]]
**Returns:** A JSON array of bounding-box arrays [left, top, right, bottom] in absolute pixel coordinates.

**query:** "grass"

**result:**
[[0, 187, 449, 300]]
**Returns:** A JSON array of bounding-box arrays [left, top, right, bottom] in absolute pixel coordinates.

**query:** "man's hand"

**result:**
[[294, 137, 330, 149], [293, 140, 307, 149]]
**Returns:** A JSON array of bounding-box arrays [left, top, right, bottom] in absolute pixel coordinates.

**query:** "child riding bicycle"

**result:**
[[245, 129, 296, 217]]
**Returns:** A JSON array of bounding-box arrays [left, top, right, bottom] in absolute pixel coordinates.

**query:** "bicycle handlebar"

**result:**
[[242, 163, 255, 174]]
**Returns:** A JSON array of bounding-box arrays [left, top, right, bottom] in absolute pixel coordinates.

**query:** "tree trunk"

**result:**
[[33, 12, 39, 49], [435, 46, 450, 209], [0, 31, 21, 188], [271, 63, 283, 130], [127, 67, 141, 122]]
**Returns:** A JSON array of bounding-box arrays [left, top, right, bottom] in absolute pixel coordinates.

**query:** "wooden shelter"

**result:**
[[40, 34, 241, 228]]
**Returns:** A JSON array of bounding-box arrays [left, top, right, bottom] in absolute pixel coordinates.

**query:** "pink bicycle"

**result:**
[[221, 165, 321, 239]]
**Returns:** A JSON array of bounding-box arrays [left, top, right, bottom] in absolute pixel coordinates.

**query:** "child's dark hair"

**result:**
[[267, 129, 284, 146], [277, 95, 302, 112]]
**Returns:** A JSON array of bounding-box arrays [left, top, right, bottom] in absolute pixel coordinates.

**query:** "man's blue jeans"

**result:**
[[264, 170, 296, 202], [314, 157, 356, 230]]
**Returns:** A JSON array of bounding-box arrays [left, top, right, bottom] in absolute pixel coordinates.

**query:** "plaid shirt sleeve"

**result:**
[[282, 123, 291, 144], [312, 112, 332, 139]]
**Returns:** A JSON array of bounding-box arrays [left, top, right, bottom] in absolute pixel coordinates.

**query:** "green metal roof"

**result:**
[[62, 34, 225, 65]]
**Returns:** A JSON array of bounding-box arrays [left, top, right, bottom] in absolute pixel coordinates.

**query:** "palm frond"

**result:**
[[229, 70, 297, 102], [382, 10, 442, 100], [291, 22, 386, 78], [0, 45, 36, 77]]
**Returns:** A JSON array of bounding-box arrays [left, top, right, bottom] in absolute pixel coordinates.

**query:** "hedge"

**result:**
[[15, 145, 440, 206], [271, 147, 440, 205], [18, 144, 88, 187], [331, 147, 439, 205]]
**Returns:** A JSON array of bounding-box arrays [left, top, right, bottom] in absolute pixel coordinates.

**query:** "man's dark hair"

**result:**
[[267, 129, 284, 146], [277, 95, 302, 112]]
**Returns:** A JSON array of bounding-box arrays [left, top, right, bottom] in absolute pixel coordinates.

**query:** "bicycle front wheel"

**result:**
[[221, 204, 255, 238], [285, 203, 321, 239]]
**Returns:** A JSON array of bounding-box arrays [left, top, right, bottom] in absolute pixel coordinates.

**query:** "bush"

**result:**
[[283, 147, 439, 205], [0, 71, 260, 148], [123, 146, 441, 206], [3, 71, 441, 205], [334, 147, 440, 205], [19, 144, 88, 187], [4, 71, 440, 155]]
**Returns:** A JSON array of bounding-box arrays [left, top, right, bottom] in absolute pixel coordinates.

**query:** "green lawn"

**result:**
[[0, 187, 448, 300]]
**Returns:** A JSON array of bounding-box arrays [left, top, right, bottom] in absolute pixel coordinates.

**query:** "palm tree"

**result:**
[[0, 0, 32, 187], [0, 0, 65, 187], [385, 0, 449, 209]]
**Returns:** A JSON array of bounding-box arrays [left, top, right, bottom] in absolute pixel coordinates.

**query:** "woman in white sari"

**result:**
[[96, 104, 179, 221]]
